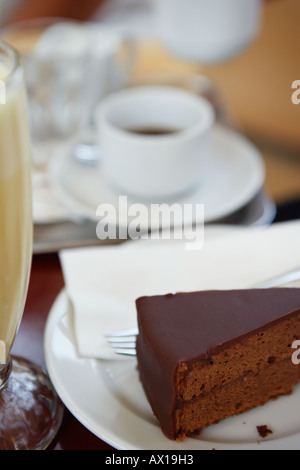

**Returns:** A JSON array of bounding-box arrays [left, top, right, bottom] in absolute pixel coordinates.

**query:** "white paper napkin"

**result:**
[[59, 220, 300, 360]]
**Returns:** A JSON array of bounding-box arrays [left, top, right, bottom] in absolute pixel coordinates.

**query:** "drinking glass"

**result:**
[[0, 41, 63, 450]]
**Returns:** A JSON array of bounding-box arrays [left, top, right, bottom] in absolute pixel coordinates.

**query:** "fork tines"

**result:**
[[105, 327, 138, 356]]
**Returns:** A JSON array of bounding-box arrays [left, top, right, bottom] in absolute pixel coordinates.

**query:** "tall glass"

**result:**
[[0, 41, 63, 449]]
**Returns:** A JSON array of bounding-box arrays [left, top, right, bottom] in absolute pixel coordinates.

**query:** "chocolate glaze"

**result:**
[[135, 288, 300, 439]]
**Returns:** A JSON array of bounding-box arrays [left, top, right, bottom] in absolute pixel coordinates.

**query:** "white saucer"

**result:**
[[48, 125, 265, 227]]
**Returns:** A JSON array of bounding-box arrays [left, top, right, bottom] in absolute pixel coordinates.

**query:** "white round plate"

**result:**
[[45, 290, 300, 450], [48, 125, 265, 227]]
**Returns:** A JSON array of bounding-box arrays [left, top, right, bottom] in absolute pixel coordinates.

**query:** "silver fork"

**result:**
[[105, 327, 138, 356], [105, 267, 300, 357]]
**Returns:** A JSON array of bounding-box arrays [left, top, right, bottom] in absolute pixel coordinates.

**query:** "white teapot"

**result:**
[[154, 0, 262, 63]]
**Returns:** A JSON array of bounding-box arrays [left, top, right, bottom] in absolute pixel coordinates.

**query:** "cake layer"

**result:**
[[176, 310, 300, 402], [136, 288, 300, 440], [175, 357, 300, 440]]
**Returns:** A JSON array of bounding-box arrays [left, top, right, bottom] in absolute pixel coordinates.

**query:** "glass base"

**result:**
[[0, 355, 64, 450]]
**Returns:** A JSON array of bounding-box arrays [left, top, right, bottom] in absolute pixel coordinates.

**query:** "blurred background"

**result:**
[[1, 0, 299, 238]]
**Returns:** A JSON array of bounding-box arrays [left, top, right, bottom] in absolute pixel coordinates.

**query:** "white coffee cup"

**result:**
[[154, 0, 263, 63], [96, 86, 215, 201]]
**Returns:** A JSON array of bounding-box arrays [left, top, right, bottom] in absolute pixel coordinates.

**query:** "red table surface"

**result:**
[[11, 253, 115, 451]]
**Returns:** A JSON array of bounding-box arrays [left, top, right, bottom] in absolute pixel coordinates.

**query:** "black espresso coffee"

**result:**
[[125, 127, 181, 136]]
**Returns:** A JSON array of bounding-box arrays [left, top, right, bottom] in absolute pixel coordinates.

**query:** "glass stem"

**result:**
[[0, 356, 12, 391]]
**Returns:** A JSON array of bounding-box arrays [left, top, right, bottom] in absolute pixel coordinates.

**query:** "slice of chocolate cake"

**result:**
[[135, 288, 300, 440]]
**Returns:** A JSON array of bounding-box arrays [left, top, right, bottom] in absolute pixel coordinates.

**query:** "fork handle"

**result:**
[[255, 268, 300, 289]]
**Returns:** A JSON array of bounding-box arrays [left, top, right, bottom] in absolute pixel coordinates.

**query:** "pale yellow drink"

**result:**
[[0, 42, 63, 451], [0, 58, 32, 364]]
